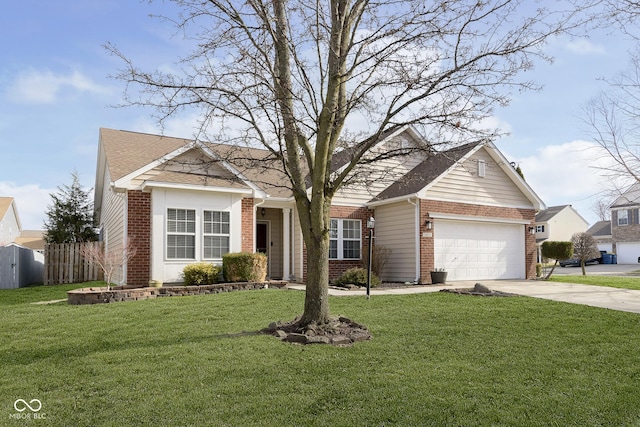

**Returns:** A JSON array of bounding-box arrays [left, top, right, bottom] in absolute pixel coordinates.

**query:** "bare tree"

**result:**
[[571, 232, 600, 276], [81, 239, 137, 290], [583, 57, 640, 188], [593, 199, 611, 221], [108, 0, 594, 326]]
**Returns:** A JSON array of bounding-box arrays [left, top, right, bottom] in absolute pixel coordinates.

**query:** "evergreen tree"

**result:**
[[44, 172, 98, 243]]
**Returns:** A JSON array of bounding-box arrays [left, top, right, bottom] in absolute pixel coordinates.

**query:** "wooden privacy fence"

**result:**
[[44, 242, 103, 285]]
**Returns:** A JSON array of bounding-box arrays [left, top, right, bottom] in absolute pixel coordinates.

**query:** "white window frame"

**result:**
[[536, 225, 545, 233], [166, 208, 196, 260], [203, 210, 230, 260], [618, 209, 629, 226], [329, 219, 362, 260]]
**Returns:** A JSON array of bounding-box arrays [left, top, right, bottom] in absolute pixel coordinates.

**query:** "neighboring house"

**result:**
[[610, 183, 640, 264], [586, 221, 613, 253], [0, 197, 46, 252], [534, 205, 589, 243], [0, 197, 21, 246], [0, 198, 45, 288], [534, 205, 589, 260], [94, 127, 545, 286]]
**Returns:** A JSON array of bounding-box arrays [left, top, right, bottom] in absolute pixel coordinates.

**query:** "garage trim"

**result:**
[[428, 212, 531, 225]]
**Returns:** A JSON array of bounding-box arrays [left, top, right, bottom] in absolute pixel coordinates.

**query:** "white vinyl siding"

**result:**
[[374, 201, 417, 282], [151, 189, 243, 283], [100, 169, 126, 284], [427, 149, 531, 207], [333, 134, 427, 204]]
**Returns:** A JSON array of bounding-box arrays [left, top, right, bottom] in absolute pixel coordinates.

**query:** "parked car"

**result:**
[[559, 251, 607, 267]]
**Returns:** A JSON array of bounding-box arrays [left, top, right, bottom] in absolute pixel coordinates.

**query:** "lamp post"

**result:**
[[366, 216, 375, 299]]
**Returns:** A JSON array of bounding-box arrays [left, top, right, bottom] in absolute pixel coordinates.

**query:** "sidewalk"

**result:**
[[288, 280, 640, 314]]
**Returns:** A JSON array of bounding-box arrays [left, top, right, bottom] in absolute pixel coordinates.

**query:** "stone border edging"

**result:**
[[67, 281, 288, 305]]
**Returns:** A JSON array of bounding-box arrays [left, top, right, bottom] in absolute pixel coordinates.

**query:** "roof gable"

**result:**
[[587, 220, 612, 237], [371, 141, 544, 210], [535, 205, 570, 222], [371, 142, 478, 202], [611, 182, 640, 208]]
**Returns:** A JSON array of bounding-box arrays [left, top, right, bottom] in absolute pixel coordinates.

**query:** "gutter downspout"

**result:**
[[407, 197, 421, 284]]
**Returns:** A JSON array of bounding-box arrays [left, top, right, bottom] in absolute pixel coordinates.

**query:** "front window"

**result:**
[[329, 219, 361, 260], [618, 210, 629, 226], [203, 210, 230, 259], [167, 208, 196, 259], [536, 225, 545, 233]]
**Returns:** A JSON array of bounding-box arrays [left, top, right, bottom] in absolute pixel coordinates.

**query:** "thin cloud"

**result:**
[[563, 38, 606, 55], [5, 69, 111, 104]]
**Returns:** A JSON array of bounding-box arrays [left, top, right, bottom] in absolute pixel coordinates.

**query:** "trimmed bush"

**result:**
[[223, 252, 267, 282], [182, 262, 221, 286], [334, 267, 381, 288]]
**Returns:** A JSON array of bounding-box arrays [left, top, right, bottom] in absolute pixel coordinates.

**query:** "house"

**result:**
[[586, 221, 613, 253], [0, 197, 21, 246], [93, 127, 545, 286], [534, 205, 589, 260], [0, 197, 46, 252], [0, 197, 45, 288], [610, 183, 640, 264]]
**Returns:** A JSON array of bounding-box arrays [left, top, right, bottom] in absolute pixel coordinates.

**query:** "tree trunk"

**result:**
[[300, 234, 331, 325]]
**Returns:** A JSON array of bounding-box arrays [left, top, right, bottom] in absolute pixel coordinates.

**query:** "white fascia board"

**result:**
[[367, 194, 420, 208], [429, 212, 532, 225], [140, 181, 254, 195]]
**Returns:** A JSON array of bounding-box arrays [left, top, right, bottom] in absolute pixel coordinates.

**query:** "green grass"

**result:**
[[0, 282, 102, 305], [549, 274, 640, 290], [2, 286, 640, 426]]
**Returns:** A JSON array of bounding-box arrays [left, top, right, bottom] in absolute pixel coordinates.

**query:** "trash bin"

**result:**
[[602, 253, 613, 264], [612, 254, 617, 264]]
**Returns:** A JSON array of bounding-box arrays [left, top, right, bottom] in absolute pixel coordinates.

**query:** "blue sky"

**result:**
[[0, 1, 636, 229]]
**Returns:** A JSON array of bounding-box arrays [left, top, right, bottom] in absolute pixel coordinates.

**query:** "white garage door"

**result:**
[[434, 220, 525, 281], [616, 243, 640, 264]]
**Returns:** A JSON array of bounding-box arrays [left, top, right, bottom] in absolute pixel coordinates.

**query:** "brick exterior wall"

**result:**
[[419, 200, 537, 283], [612, 209, 640, 253], [301, 205, 375, 283], [127, 190, 151, 287], [241, 198, 255, 253]]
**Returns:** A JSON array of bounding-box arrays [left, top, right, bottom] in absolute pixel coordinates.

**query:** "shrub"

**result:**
[[334, 267, 381, 288], [362, 244, 392, 277], [182, 263, 221, 286], [223, 252, 267, 282]]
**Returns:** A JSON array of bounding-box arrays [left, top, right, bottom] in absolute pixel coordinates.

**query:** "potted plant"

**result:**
[[430, 268, 447, 284]]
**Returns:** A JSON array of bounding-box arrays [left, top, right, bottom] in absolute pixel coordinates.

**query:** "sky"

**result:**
[[0, 0, 637, 230]]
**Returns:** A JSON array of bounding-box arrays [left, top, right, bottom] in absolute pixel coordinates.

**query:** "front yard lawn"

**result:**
[[1, 286, 640, 426], [548, 275, 640, 290]]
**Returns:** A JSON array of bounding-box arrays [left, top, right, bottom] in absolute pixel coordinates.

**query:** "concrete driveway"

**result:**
[[289, 264, 640, 314]]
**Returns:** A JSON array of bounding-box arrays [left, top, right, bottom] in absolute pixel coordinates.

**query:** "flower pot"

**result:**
[[430, 271, 448, 284], [149, 280, 163, 288]]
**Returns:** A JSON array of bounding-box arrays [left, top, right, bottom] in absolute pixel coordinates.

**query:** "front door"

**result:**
[[256, 221, 270, 277]]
